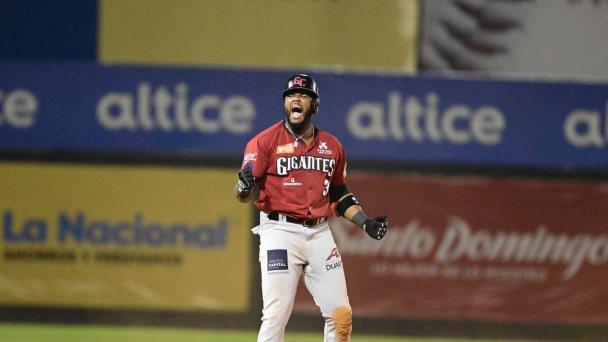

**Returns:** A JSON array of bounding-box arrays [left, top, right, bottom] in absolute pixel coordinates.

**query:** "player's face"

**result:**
[[284, 92, 314, 127]]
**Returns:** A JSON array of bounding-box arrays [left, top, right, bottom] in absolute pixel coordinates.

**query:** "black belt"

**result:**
[[267, 212, 327, 227]]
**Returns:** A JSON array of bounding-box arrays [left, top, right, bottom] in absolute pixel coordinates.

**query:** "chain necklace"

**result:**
[[284, 121, 314, 147]]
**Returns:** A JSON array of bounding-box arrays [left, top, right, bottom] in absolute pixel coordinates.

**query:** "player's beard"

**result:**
[[284, 106, 313, 135]]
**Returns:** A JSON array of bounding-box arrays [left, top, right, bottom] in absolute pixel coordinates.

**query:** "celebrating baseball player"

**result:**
[[235, 73, 388, 342]]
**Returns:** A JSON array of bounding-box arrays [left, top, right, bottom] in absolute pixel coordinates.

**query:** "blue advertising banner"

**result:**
[[1, 62, 607, 170]]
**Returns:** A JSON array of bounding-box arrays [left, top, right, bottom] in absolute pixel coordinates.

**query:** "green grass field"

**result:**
[[0, 323, 530, 342]]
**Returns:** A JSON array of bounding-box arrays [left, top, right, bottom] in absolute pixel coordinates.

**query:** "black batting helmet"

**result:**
[[283, 74, 320, 113]]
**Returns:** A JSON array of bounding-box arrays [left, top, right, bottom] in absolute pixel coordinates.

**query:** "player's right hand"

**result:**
[[236, 167, 255, 193], [363, 215, 388, 240]]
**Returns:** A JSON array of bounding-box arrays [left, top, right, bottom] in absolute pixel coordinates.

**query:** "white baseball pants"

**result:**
[[254, 212, 352, 342]]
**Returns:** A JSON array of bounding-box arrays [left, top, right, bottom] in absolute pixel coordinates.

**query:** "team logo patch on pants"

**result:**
[[267, 249, 288, 272], [325, 247, 343, 271]]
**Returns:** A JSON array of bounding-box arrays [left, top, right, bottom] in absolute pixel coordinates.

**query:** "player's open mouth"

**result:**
[[291, 105, 303, 119]]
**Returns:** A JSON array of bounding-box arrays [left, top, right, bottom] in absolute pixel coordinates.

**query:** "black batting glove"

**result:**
[[363, 215, 388, 240], [236, 167, 255, 194]]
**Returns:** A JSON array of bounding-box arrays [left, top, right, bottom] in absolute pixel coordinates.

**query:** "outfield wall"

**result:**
[[3, 63, 608, 170], [1, 62, 607, 340], [295, 173, 608, 325], [0, 162, 251, 312]]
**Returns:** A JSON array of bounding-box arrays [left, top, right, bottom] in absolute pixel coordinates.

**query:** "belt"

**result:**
[[267, 212, 327, 227]]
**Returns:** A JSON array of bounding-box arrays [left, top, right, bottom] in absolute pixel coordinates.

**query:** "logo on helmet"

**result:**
[[293, 76, 306, 87]]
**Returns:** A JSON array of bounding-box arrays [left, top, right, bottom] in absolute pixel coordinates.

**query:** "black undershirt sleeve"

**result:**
[[329, 184, 349, 203]]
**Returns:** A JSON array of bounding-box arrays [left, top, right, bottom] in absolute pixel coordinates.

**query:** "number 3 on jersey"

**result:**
[[322, 178, 330, 197]]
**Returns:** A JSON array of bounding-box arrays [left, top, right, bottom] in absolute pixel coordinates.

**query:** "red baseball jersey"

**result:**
[[241, 120, 347, 219]]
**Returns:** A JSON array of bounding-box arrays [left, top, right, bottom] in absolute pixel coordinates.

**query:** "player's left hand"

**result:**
[[363, 215, 388, 240]]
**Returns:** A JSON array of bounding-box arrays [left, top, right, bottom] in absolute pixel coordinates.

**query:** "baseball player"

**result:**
[[235, 74, 388, 342]]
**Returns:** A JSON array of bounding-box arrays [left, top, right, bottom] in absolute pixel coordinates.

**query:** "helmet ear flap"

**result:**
[[312, 98, 319, 114]]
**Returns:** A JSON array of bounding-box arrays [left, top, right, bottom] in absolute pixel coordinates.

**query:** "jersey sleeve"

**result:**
[[241, 135, 269, 179], [331, 141, 347, 186]]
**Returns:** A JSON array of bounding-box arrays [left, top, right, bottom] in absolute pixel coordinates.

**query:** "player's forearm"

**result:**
[[337, 193, 388, 240], [343, 204, 368, 228]]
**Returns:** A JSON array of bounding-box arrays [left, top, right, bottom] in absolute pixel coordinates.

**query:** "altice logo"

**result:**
[[96, 82, 256, 134]]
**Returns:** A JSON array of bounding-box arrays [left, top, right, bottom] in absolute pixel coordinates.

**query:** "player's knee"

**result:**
[[332, 306, 352, 341]]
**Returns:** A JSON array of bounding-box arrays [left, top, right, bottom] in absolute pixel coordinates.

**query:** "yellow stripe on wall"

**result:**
[[99, 0, 418, 72]]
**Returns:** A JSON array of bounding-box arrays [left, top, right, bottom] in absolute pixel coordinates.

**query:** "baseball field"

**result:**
[[0, 323, 530, 342]]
